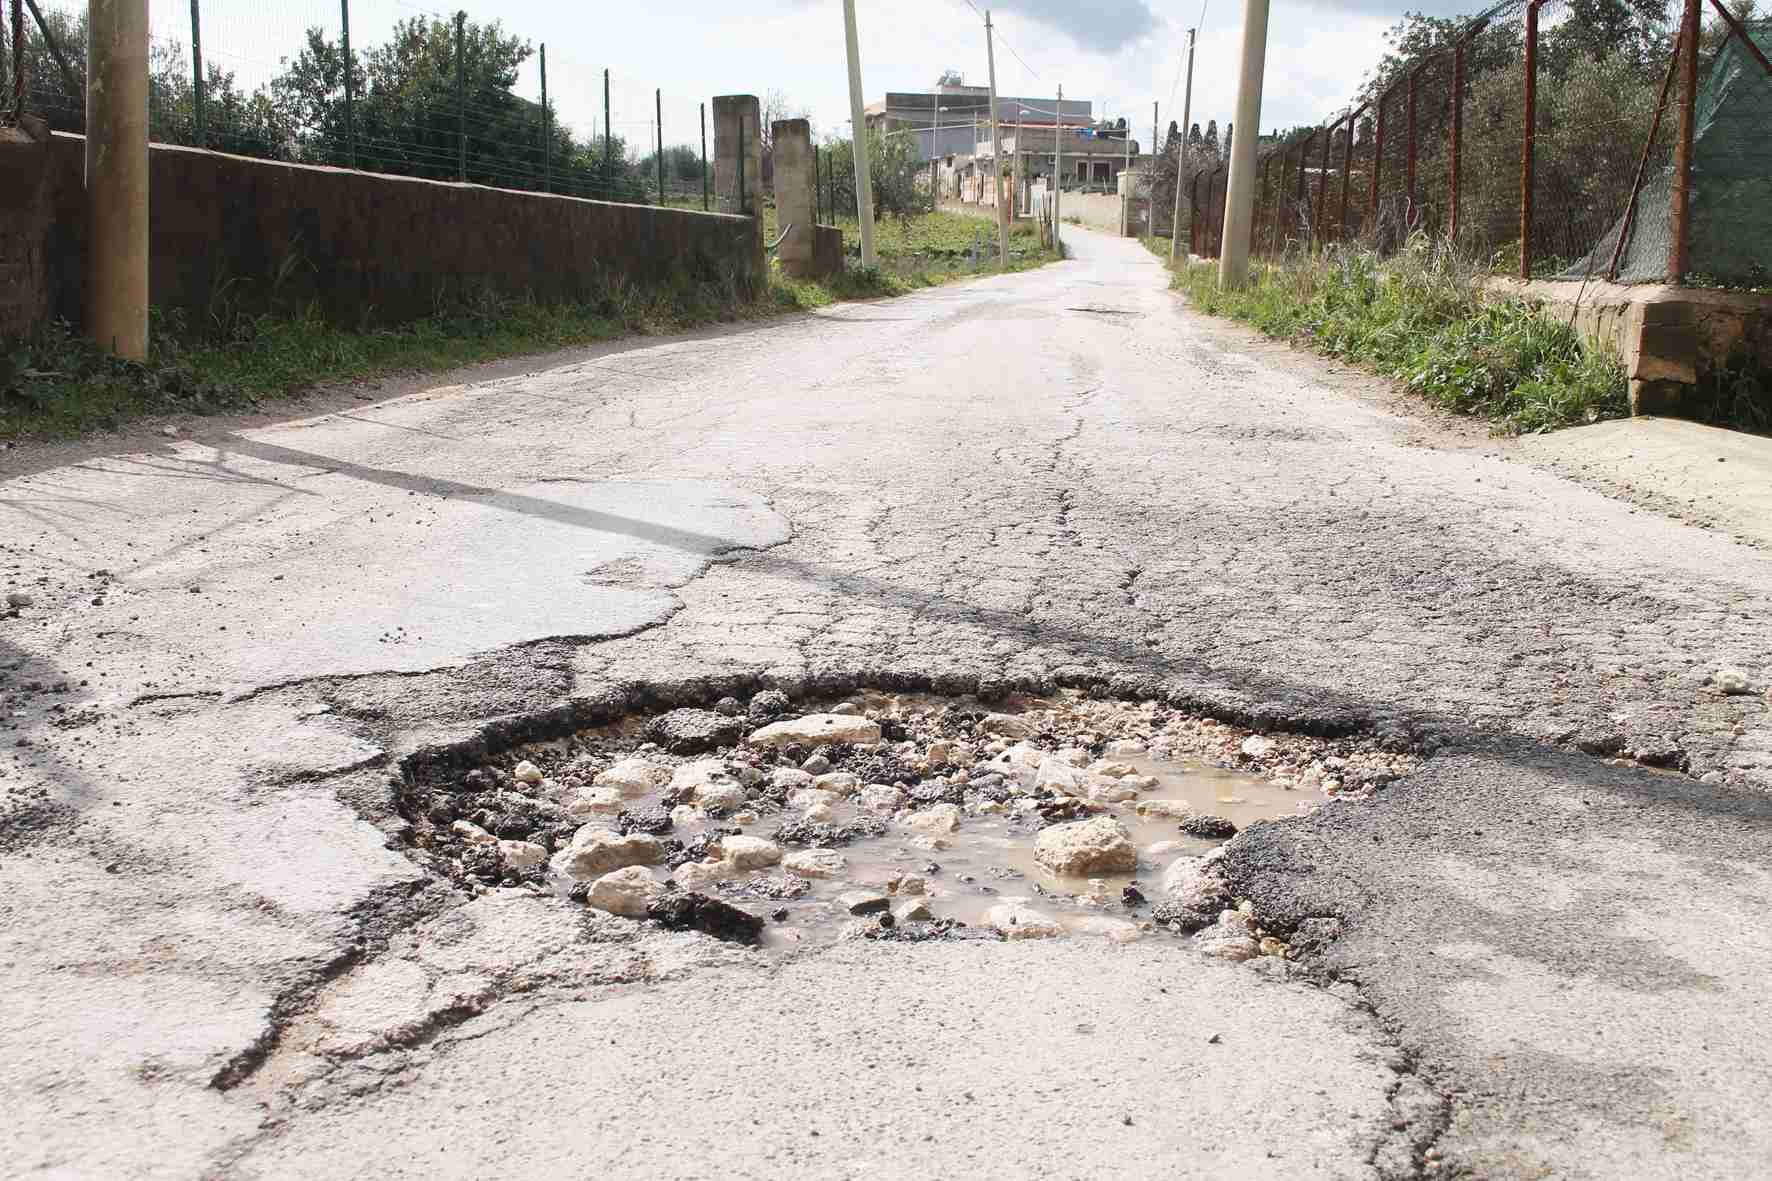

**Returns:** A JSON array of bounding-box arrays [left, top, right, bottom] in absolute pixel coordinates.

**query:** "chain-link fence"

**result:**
[[1, 0, 722, 208], [1182, 0, 1772, 288]]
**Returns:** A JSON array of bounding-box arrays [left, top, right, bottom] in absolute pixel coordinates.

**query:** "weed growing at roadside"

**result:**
[[1170, 237, 1631, 434]]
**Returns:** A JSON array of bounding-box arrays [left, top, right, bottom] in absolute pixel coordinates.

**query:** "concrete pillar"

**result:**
[[86, 0, 151, 360], [712, 94, 764, 284], [771, 118, 818, 277], [712, 95, 763, 218], [0, 118, 55, 340]]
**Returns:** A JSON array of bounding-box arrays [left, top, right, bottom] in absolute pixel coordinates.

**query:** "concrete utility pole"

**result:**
[[1219, 0, 1270, 287], [86, 0, 149, 361], [1168, 27, 1197, 267], [841, 0, 877, 266], [983, 10, 1009, 267], [1015, 104, 1024, 216], [1053, 83, 1063, 252], [1121, 118, 1132, 236], [930, 104, 941, 211]]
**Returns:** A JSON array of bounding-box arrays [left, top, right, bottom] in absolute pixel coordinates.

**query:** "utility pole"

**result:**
[[930, 103, 941, 212], [86, 0, 149, 361], [984, 10, 1009, 266], [1053, 82, 1063, 252], [1151, 100, 1158, 168], [1219, 0, 1270, 287], [540, 45, 549, 192], [1121, 116, 1132, 235], [841, 0, 876, 266], [1016, 104, 1024, 216], [1168, 27, 1197, 267]]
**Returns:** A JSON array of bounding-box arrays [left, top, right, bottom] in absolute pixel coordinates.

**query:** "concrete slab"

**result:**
[[1519, 416, 1772, 549]]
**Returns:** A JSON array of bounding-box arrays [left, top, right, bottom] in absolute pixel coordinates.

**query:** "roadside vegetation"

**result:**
[[2, 209, 1058, 441], [1156, 235, 1633, 434]]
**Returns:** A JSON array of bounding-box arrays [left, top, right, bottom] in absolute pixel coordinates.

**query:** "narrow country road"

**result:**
[[3, 228, 1770, 1179]]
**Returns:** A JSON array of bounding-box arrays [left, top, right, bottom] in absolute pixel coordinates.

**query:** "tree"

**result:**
[[760, 89, 809, 184], [1224, 123, 1233, 160], [637, 144, 703, 196], [823, 128, 924, 222], [1203, 119, 1219, 156], [1188, 122, 1203, 149]]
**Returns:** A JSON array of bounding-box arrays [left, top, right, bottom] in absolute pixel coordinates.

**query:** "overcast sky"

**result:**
[[133, 0, 1440, 153]]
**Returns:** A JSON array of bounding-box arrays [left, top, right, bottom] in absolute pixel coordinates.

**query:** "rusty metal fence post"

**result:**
[[1667, 0, 1701, 284], [1257, 153, 1272, 255], [454, 10, 466, 182], [190, 0, 205, 145], [1609, 27, 1683, 280], [1449, 40, 1464, 243], [1521, 0, 1540, 279], [1406, 67, 1419, 229], [1338, 108, 1359, 242], [1191, 168, 1205, 256], [9, 0, 24, 123], [1370, 86, 1388, 230], [341, 0, 356, 167], [1295, 128, 1314, 245], [1312, 118, 1338, 248], [1215, 167, 1227, 256]]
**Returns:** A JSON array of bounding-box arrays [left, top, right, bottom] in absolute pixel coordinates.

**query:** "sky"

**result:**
[[92, 0, 1458, 155]]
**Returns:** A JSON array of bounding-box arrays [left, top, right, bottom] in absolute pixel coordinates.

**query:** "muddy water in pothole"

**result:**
[[595, 747, 1301, 950], [416, 689, 1384, 949]]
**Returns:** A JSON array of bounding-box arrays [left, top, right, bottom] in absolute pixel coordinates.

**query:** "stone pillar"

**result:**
[[1626, 294, 1699, 416], [771, 118, 818, 277], [712, 95, 763, 217], [0, 118, 54, 341], [712, 94, 764, 285]]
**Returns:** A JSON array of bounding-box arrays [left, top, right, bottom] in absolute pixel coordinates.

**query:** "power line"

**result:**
[[950, 0, 1042, 81]]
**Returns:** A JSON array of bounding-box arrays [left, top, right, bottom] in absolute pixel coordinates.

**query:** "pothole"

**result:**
[[394, 688, 1420, 953]]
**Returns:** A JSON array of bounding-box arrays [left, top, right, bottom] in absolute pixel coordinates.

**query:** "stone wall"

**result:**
[[1059, 192, 1123, 234], [37, 132, 765, 331], [1494, 277, 1772, 415], [0, 121, 54, 339]]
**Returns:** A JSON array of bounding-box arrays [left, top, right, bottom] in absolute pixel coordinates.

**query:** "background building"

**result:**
[[864, 74, 1093, 164]]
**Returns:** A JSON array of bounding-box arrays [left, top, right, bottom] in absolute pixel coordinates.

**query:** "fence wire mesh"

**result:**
[[1177, 0, 1772, 288], [1, 0, 720, 209]]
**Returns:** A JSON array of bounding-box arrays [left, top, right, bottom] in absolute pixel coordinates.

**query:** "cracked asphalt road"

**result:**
[[3, 227, 1770, 1179]]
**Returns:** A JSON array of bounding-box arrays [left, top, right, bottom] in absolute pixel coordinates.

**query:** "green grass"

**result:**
[[1167, 238, 1631, 435], [1, 211, 1059, 442]]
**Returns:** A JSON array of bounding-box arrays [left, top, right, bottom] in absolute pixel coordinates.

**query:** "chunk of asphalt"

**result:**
[[646, 891, 764, 944]]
